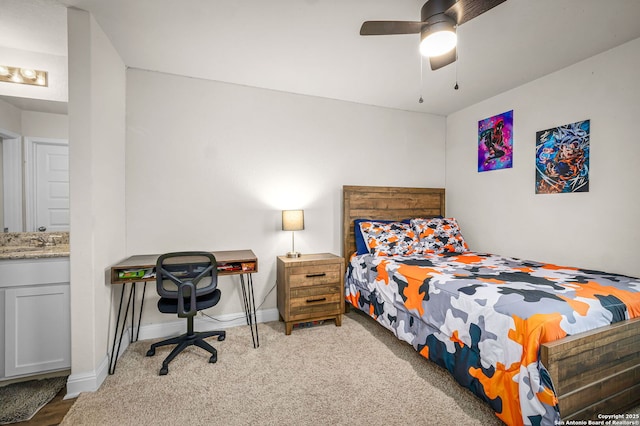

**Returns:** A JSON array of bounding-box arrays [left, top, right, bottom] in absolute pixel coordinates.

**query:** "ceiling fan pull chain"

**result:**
[[419, 56, 424, 103], [454, 29, 459, 90]]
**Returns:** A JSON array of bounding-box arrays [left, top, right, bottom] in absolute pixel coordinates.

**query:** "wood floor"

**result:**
[[19, 386, 76, 426]]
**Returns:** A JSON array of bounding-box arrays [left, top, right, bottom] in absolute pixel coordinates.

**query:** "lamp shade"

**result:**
[[282, 210, 304, 231]]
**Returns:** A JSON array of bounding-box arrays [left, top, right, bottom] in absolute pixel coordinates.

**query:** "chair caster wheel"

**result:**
[[209, 354, 217, 364], [218, 334, 225, 342], [159, 366, 168, 375], [146, 348, 155, 357]]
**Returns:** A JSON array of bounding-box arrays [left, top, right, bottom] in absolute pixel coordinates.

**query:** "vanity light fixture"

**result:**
[[0, 65, 48, 87], [282, 209, 304, 258]]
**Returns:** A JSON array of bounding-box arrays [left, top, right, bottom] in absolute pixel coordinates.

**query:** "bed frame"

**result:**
[[342, 185, 640, 421]]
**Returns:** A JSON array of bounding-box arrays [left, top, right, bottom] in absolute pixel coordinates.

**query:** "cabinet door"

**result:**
[[5, 284, 70, 377]]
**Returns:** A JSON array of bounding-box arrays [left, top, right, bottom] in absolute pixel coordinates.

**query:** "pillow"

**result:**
[[353, 217, 441, 255], [410, 217, 469, 254], [354, 219, 398, 255], [359, 221, 422, 257], [353, 219, 411, 255]]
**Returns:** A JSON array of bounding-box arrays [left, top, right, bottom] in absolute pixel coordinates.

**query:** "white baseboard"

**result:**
[[137, 308, 279, 341], [64, 308, 279, 399], [65, 355, 108, 399]]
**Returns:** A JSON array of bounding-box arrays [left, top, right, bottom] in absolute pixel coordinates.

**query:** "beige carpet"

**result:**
[[62, 311, 502, 425], [61, 311, 639, 425]]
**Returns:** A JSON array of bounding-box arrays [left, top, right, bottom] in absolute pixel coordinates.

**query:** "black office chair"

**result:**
[[146, 251, 225, 375]]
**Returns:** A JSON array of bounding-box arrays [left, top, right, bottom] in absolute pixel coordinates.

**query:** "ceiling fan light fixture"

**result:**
[[419, 18, 457, 57]]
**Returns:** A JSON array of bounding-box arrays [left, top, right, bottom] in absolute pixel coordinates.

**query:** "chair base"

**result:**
[[146, 329, 225, 375]]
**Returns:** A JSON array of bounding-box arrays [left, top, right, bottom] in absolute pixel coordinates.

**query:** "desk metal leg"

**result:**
[[239, 276, 251, 326], [109, 282, 147, 375], [131, 283, 136, 342], [239, 273, 259, 348], [136, 283, 146, 341]]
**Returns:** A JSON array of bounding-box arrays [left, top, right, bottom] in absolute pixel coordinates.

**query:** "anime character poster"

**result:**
[[478, 110, 513, 172], [535, 119, 590, 194]]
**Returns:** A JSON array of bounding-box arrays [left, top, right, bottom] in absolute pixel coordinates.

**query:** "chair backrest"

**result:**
[[156, 251, 218, 317]]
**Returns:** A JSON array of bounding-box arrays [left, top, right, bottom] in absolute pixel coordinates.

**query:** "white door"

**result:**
[[29, 139, 69, 232]]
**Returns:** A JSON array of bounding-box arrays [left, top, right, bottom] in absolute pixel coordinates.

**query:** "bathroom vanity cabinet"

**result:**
[[0, 256, 70, 379]]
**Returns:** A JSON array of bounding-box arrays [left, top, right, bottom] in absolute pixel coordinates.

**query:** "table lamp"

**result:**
[[282, 209, 304, 258]]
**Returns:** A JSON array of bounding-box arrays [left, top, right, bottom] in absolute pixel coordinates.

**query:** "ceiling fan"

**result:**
[[360, 0, 507, 70]]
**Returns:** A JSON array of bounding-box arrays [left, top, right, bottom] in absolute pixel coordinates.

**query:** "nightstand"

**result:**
[[276, 253, 345, 335]]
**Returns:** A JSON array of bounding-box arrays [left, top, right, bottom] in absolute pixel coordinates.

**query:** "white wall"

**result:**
[[446, 37, 640, 278], [126, 68, 446, 323], [67, 8, 126, 396], [0, 99, 22, 134], [0, 101, 68, 141], [21, 111, 68, 139]]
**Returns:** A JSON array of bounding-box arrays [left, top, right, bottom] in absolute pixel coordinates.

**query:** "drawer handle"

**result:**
[[306, 273, 326, 278], [306, 297, 327, 303]]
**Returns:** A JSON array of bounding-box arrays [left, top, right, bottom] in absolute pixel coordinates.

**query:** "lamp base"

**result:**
[[286, 251, 301, 258]]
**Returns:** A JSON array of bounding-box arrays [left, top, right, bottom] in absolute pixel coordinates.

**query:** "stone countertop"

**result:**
[[0, 244, 70, 260], [0, 232, 70, 260]]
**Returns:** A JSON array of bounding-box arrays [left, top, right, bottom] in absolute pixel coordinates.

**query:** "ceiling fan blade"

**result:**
[[360, 21, 423, 36], [444, 0, 507, 25], [429, 47, 456, 70]]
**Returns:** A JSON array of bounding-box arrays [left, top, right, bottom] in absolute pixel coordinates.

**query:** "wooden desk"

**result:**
[[108, 250, 258, 375]]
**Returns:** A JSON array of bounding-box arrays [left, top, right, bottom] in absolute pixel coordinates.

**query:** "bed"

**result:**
[[342, 185, 640, 426]]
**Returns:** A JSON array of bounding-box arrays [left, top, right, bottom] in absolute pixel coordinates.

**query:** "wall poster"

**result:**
[[478, 110, 513, 172], [535, 119, 590, 194]]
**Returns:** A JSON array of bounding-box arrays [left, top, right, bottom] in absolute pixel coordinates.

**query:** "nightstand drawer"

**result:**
[[288, 264, 342, 288], [290, 283, 341, 299], [289, 291, 342, 319], [290, 290, 342, 309]]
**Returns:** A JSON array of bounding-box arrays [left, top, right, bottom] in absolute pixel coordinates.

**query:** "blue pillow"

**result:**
[[354, 219, 410, 255]]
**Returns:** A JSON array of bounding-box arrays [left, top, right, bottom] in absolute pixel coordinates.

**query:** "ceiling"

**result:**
[[3, 0, 640, 116]]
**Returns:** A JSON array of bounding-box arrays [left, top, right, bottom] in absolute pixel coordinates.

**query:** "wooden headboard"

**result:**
[[342, 185, 446, 263]]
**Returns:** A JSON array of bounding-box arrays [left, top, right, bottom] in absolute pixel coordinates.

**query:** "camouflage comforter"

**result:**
[[345, 251, 640, 426]]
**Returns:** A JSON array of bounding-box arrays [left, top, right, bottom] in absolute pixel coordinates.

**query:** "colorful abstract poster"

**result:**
[[535, 119, 590, 194], [478, 110, 513, 172]]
